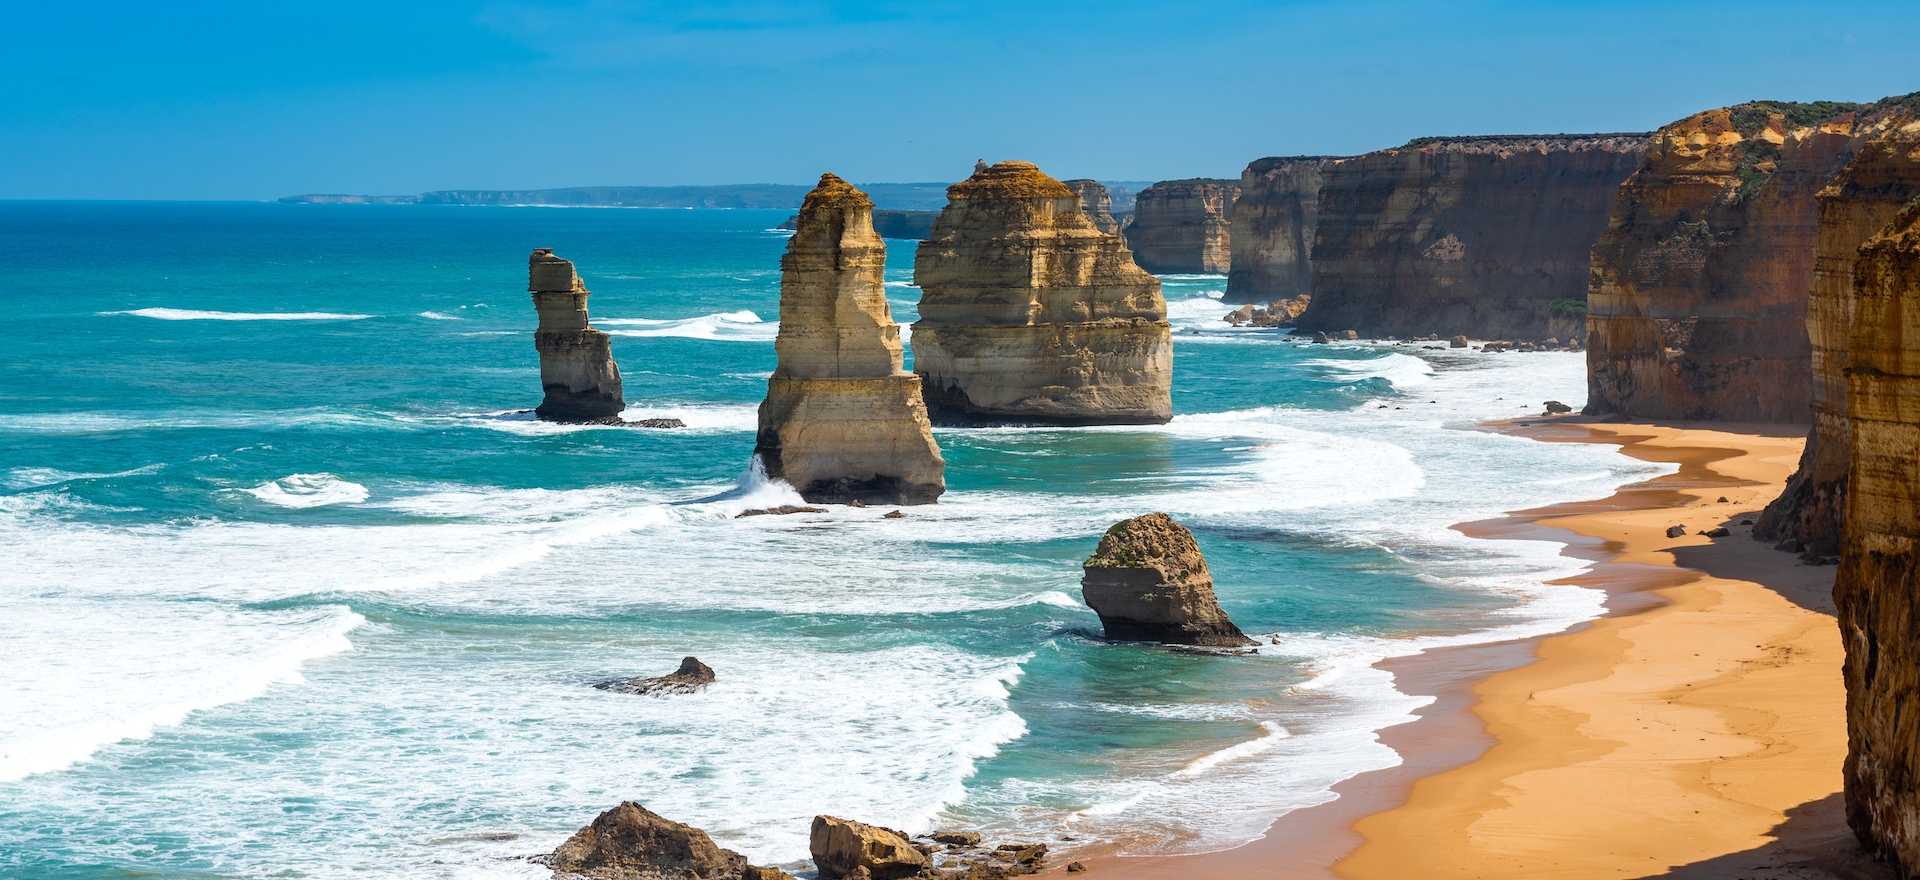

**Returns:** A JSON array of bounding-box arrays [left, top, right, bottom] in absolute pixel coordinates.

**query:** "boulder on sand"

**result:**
[[809, 816, 930, 880], [539, 802, 795, 880], [1080, 513, 1256, 647]]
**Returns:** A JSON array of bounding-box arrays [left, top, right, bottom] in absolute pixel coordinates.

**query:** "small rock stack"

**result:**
[[1081, 513, 1255, 647], [529, 248, 625, 423]]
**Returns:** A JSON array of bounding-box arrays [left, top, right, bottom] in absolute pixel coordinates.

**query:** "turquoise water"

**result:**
[[0, 202, 1663, 879]]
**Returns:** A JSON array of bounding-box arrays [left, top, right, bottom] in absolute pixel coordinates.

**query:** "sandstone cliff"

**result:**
[[911, 161, 1173, 426], [1224, 157, 1340, 304], [1297, 134, 1648, 339], [1063, 179, 1121, 235], [1081, 513, 1255, 647], [1757, 100, 1920, 552], [1124, 179, 1240, 274], [530, 248, 625, 423], [754, 174, 945, 505], [1585, 102, 1879, 422]]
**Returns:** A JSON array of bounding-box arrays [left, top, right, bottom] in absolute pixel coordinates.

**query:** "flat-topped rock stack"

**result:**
[[911, 161, 1173, 426], [1063, 179, 1121, 235], [1125, 178, 1240, 274], [529, 248, 625, 423], [753, 174, 945, 505]]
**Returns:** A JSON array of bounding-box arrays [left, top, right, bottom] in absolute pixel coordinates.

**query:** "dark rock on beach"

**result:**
[[538, 801, 795, 880], [595, 657, 715, 696], [1081, 513, 1256, 647]]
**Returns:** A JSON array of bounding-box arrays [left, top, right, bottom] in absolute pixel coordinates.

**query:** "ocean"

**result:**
[[0, 201, 1667, 879]]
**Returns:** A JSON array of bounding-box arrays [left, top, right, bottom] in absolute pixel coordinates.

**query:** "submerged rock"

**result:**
[[595, 657, 715, 696], [1080, 513, 1255, 647], [734, 506, 827, 518], [539, 802, 795, 880], [753, 174, 946, 506], [809, 816, 929, 880], [530, 248, 626, 423]]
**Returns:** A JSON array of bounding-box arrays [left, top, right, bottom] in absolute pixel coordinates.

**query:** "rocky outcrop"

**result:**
[[1297, 134, 1648, 339], [754, 174, 945, 506], [594, 657, 715, 696], [911, 161, 1173, 426], [1585, 102, 1882, 422], [1758, 100, 1920, 552], [1081, 513, 1255, 647], [1224, 157, 1340, 303], [1837, 199, 1920, 873], [1063, 180, 1121, 235], [808, 816, 930, 880], [1124, 179, 1240, 274], [540, 802, 795, 880], [531, 248, 626, 423]]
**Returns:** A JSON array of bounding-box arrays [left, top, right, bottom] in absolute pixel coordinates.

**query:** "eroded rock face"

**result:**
[[808, 816, 929, 880], [754, 174, 945, 505], [1124, 179, 1240, 274], [1298, 134, 1648, 339], [1837, 199, 1920, 872], [1063, 179, 1120, 235], [531, 248, 625, 423], [912, 161, 1172, 426], [1081, 513, 1255, 647], [1585, 102, 1878, 422], [1224, 157, 1339, 304], [540, 802, 794, 880], [594, 656, 715, 696], [1758, 101, 1920, 552]]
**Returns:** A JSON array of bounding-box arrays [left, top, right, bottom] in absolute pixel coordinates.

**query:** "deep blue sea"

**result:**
[[0, 202, 1665, 879]]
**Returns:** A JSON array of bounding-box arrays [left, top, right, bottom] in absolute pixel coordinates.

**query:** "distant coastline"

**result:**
[[279, 181, 1156, 212]]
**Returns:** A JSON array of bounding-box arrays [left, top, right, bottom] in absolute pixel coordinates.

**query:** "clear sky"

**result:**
[[5, 1, 1917, 200]]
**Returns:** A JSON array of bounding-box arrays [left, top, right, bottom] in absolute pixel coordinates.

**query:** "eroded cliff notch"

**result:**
[[530, 248, 625, 423], [912, 161, 1173, 426], [754, 173, 945, 505], [1081, 513, 1255, 647], [1125, 178, 1240, 274]]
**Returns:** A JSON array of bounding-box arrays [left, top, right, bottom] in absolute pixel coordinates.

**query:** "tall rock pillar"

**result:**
[[530, 248, 625, 423], [912, 161, 1173, 426], [754, 174, 945, 505]]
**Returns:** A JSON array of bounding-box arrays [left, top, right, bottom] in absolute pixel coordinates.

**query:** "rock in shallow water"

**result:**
[[594, 657, 715, 696], [538, 801, 795, 880], [1080, 513, 1255, 647], [809, 816, 929, 880], [530, 248, 626, 423]]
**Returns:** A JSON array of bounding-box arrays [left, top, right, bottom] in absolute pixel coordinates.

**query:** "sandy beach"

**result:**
[[1082, 420, 1883, 879]]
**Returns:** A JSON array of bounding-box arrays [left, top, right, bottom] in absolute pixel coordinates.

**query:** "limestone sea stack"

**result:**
[[1063, 179, 1121, 235], [530, 248, 625, 423], [1757, 99, 1920, 552], [1835, 199, 1920, 870], [1585, 101, 1882, 422], [1224, 156, 1340, 304], [1081, 513, 1255, 647], [1124, 179, 1240, 274], [912, 161, 1173, 426], [540, 801, 795, 880], [1297, 134, 1648, 340], [753, 174, 945, 505]]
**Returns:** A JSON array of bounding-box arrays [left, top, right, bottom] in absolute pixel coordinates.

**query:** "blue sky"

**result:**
[[4, 1, 1917, 199]]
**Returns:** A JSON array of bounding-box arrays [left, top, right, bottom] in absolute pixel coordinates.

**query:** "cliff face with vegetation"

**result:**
[[1224, 157, 1340, 304], [912, 161, 1172, 426], [1124, 179, 1240, 274], [754, 175, 945, 505], [1585, 102, 1876, 422], [1297, 134, 1647, 339], [1759, 102, 1920, 552]]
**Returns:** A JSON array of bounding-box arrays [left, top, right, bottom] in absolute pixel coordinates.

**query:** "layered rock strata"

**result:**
[[1224, 157, 1340, 304], [1081, 513, 1255, 647], [540, 802, 795, 880], [754, 174, 945, 505], [1759, 101, 1920, 552], [1297, 134, 1648, 339], [1124, 179, 1240, 274], [531, 248, 625, 423], [1837, 200, 1920, 871], [1063, 179, 1121, 235], [1585, 102, 1881, 422], [809, 816, 929, 880], [912, 161, 1173, 426]]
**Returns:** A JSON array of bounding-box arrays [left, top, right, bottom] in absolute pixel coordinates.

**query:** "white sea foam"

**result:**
[[101, 308, 373, 321], [418, 310, 461, 320], [3, 464, 164, 490], [600, 310, 776, 342], [238, 473, 370, 508], [1174, 721, 1289, 777]]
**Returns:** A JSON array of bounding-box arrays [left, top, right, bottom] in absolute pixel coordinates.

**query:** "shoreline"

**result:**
[[1073, 419, 1869, 879]]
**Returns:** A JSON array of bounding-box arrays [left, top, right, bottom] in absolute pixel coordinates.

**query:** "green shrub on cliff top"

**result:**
[[1549, 299, 1588, 317]]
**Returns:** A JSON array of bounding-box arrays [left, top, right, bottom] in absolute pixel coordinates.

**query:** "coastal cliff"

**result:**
[[912, 161, 1172, 426], [1584, 102, 1874, 422], [1064, 179, 1121, 235], [529, 248, 625, 422], [1124, 179, 1239, 274], [1297, 134, 1648, 339], [1224, 157, 1340, 305], [1758, 101, 1920, 552], [754, 174, 945, 505]]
